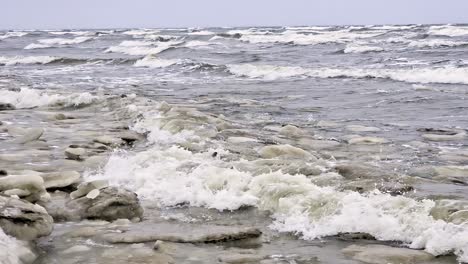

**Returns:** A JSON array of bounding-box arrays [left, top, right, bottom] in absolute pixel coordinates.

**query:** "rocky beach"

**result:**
[[1, 25, 468, 263]]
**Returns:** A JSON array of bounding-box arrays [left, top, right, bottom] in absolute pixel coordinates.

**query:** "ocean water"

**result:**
[[1, 24, 468, 263]]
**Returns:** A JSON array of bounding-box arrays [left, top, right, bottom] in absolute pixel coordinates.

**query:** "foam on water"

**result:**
[[134, 56, 181, 68], [0, 56, 59, 66], [0, 32, 29, 40], [227, 63, 468, 84], [239, 30, 381, 45], [105, 40, 182, 56], [24, 43, 52, 50], [0, 88, 99, 108], [87, 100, 468, 261], [187, 30, 215, 36], [37, 36, 93, 45], [0, 228, 27, 264], [48, 30, 92, 36], [408, 39, 468, 48], [249, 172, 468, 261], [428, 25, 468, 37]]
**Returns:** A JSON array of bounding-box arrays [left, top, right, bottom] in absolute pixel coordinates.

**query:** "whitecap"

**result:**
[[0, 88, 99, 108], [408, 39, 468, 48], [24, 43, 52, 50], [37, 36, 93, 45], [134, 56, 181, 68], [105, 40, 182, 56], [428, 25, 468, 37], [187, 30, 215, 36], [227, 63, 468, 84], [0, 56, 59, 66]]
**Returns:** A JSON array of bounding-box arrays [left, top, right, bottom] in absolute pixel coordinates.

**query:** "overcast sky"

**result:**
[[2, 0, 468, 29]]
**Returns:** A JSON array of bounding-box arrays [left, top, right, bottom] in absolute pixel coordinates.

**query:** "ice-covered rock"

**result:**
[[0, 195, 53, 240]]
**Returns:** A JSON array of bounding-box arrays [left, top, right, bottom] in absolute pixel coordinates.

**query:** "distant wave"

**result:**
[[134, 56, 182, 68], [0, 55, 135, 66], [48, 30, 93, 36], [24, 43, 51, 50], [105, 40, 182, 56], [187, 30, 215, 36], [428, 25, 468, 37], [0, 56, 60, 66], [239, 30, 381, 45], [408, 39, 468, 48], [227, 63, 468, 84], [37, 36, 93, 45], [0, 31, 29, 40], [343, 44, 384, 53]]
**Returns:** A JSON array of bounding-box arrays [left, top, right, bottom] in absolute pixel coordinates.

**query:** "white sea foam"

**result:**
[[188, 30, 215, 36], [343, 44, 384, 53], [122, 29, 160, 36], [0, 228, 33, 264], [105, 40, 182, 56], [87, 100, 468, 261], [0, 88, 99, 108], [134, 56, 181, 68], [24, 43, 52, 50], [249, 172, 468, 262], [408, 39, 468, 48], [48, 30, 92, 36], [0, 31, 28, 40], [0, 56, 59, 66], [240, 30, 380, 45], [37, 36, 92, 45], [428, 25, 468, 37], [227, 63, 468, 84]]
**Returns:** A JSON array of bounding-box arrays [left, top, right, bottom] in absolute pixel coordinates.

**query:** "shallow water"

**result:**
[[1, 24, 468, 263]]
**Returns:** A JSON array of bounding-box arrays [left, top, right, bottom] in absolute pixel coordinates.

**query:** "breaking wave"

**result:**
[[428, 25, 468, 37], [0, 88, 100, 108], [134, 56, 182, 68], [105, 40, 182, 56], [227, 63, 468, 84], [87, 99, 468, 262], [0, 56, 60, 66]]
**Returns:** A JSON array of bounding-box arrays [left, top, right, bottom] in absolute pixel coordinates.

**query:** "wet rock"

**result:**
[[347, 136, 388, 145], [93, 136, 124, 146], [218, 253, 265, 263], [337, 232, 376, 241], [86, 189, 100, 199], [64, 147, 86, 160], [40, 171, 81, 189], [62, 245, 90, 254], [0, 232, 37, 264], [120, 131, 143, 144], [101, 222, 261, 243], [420, 128, 466, 141], [0, 195, 53, 240], [259, 144, 316, 160], [0, 174, 48, 202], [346, 125, 381, 132], [227, 137, 258, 144], [279, 125, 305, 138], [100, 246, 174, 264], [14, 128, 44, 144], [335, 164, 395, 180], [153, 240, 164, 250], [67, 187, 143, 221], [70, 180, 108, 199], [316, 120, 341, 128], [0, 103, 15, 111], [409, 166, 468, 183], [342, 244, 434, 264]]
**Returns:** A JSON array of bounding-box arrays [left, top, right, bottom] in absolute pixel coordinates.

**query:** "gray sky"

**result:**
[[2, 0, 468, 29]]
